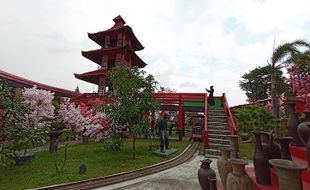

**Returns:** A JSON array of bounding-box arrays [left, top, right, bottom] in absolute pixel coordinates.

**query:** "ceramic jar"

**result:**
[[226, 158, 253, 190], [209, 177, 218, 190], [217, 148, 232, 190], [269, 159, 307, 190], [287, 102, 303, 146], [276, 136, 293, 160], [198, 159, 216, 190], [253, 131, 272, 186]]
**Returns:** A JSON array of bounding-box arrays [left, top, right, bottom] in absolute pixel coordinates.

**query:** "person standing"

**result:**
[[206, 86, 215, 106], [157, 113, 169, 152]]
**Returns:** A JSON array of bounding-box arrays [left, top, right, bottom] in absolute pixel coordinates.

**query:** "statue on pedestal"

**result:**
[[157, 113, 169, 153]]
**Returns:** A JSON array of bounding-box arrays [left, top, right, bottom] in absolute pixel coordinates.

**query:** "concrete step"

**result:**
[[208, 115, 227, 118], [208, 138, 230, 145], [208, 118, 228, 123], [208, 107, 224, 110], [208, 121, 228, 125], [208, 134, 230, 139], [208, 143, 230, 150], [208, 110, 225, 114], [208, 129, 231, 135], [208, 125, 230, 130], [204, 148, 221, 156]]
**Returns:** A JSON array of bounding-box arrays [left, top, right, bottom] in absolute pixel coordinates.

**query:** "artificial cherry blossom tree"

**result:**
[[22, 85, 55, 130], [287, 65, 310, 111]]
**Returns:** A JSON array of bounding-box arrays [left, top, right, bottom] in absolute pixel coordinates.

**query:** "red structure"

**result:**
[[74, 15, 146, 96], [72, 15, 237, 149], [0, 70, 80, 98], [154, 93, 237, 148]]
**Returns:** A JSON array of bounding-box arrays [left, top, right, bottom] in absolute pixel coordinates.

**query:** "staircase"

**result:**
[[204, 106, 231, 158]]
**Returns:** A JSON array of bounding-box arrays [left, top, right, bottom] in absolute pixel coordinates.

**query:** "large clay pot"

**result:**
[[253, 131, 272, 186], [217, 148, 232, 190], [198, 159, 216, 190], [226, 158, 253, 190], [260, 132, 272, 160], [48, 130, 63, 153], [297, 121, 310, 146], [227, 135, 239, 158], [269, 159, 307, 190], [287, 102, 303, 146], [276, 136, 293, 160], [269, 134, 281, 159]]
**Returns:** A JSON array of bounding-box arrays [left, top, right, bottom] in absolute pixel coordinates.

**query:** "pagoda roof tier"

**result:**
[[81, 46, 147, 68], [88, 16, 144, 51], [74, 69, 110, 85]]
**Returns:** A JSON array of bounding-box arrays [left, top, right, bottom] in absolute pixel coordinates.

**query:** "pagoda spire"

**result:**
[[109, 15, 126, 30]]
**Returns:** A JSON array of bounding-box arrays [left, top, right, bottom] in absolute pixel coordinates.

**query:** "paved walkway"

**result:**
[[95, 153, 220, 190]]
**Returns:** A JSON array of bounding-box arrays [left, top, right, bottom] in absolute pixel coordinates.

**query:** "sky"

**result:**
[[1, 0, 310, 106]]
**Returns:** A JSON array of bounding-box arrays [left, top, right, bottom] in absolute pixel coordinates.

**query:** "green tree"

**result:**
[[240, 65, 288, 102], [270, 40, 310, 117], [234, 105, 279, 133], [107, 66, 159, 159], [0, 80, 30, 165]]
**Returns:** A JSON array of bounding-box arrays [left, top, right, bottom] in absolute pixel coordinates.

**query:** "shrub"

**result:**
[[234, 105, 279, 133]]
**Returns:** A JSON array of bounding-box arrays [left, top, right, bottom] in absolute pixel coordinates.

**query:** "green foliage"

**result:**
[[103, 136, 124, 151], [0, 80, 31, 164], [239, 65, 288, 102], [234, 105, 279, 133], [107, 66, 159, 158]]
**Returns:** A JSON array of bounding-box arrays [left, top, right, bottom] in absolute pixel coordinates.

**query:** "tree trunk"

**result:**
[[148, 133, 153, 151], [132, 135, 136, 159], [271, 70, 280, 118]]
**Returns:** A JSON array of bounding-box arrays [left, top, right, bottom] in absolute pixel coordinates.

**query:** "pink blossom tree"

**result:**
[[58, 100, 110, 142], [287, 65, 310, 111], [22, 85, 55, 130]]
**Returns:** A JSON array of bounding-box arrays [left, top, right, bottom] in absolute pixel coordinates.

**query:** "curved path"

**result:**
[[37, 142, 200, 190]]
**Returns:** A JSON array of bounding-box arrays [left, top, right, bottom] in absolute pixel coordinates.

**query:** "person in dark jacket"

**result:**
[[157, 113, 169, 152], [206, 85, 215, 106]]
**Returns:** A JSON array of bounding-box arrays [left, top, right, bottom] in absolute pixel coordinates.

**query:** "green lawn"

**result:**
[[239, 142, 254, 161], [0, 138, 189, 190]]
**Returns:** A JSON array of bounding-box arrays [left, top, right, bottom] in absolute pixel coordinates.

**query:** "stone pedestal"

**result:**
[[152, 148, 177, 157], [227, 135, 239, 158]]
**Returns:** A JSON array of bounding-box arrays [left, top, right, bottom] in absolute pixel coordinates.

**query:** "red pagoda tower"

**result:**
[[74, 15, 146, 97]]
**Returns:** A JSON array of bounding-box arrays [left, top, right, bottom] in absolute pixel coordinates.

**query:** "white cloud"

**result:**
[[1, 0, 310, 106]]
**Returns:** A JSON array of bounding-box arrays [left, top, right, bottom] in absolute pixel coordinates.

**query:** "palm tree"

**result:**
[[270, 40, 310, 118]]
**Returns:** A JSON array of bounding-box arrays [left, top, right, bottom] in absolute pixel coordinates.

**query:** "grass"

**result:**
[[0, 138, 189, 190], [239, 142, 255, 161]]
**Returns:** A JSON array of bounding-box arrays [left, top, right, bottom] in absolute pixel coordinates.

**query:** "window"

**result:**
[[110, 39, 117, 47], [108, 59, 116, 69]]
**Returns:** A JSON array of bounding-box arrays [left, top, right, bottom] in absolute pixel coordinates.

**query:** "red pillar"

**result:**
[[178, 95, 184, 140]]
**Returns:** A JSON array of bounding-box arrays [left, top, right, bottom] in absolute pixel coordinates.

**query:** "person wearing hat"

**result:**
[[206, 85, 215, 106], [157, 113, 170, 153]]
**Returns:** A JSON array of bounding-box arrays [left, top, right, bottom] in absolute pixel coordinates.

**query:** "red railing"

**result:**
[[204, 93, 209, 148], [221, 93, 237, 135]]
